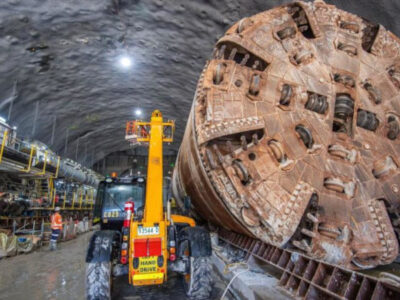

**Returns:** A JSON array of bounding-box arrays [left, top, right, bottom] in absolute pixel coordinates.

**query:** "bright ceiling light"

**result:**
[[119, 56, 132, 68], [134, 108, 142, 116]]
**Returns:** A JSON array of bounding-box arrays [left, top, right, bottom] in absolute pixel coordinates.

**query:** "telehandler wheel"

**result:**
[[184, 256, 213, 300], [86, 261, 112, 300]]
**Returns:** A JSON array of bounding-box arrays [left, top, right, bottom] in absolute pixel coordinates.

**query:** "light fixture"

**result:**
[[119, 56, 132, 69], [0, 117, 6, 123], [134, 108, 142, 116]]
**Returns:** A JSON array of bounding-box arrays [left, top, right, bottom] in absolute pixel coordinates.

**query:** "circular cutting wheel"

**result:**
[[173, 0, 400, 269]]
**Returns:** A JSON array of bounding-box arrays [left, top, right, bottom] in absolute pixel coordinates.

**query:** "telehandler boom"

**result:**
[[86, 110, 212, 300]]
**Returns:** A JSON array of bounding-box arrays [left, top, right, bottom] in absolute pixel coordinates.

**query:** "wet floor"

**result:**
[[0, 232, 231, 300], [112, 270, 230, 300]]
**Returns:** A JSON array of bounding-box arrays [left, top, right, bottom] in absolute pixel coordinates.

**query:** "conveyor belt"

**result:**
[[2, 147, 30, 165]]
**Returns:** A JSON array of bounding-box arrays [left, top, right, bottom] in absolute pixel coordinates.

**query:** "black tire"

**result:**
[[184, 257, 213, 300], [86, 261, 112, 300]]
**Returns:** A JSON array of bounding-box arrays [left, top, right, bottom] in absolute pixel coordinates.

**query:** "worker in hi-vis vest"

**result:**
[[50, 207, 63, 250]]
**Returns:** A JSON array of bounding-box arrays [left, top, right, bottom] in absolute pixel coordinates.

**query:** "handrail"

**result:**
[[51, 188, 56, 209], [22, 145, 36, 173], [51, 156, 60, 179], [32, 150, 47, 175], [85, 190, 88, 208], [163, 121, 175, 142], [127, 120, 175, 143], [0, 130, 8, 164], [48, 178, 53, 200]]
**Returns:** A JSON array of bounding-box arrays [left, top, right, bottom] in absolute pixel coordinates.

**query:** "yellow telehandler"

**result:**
[[86, 110, 213, 299]]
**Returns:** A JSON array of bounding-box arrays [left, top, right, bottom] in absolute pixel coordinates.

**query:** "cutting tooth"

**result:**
[[306, 213, 319, 223], [241, 135, 248, 150], [229, 48, 238, 60], [301, 239, 311, 251], [240, 53, 250, 66], [293, 240, 305, 250], [293, 239, 311, 252], [212, 144, 224, 164], [342, 225, 351, 243], [226, 140, 235, 156], [219, 45, 226, 59], [301, 228, 316, 238], [252, 133, 259, 145], [205, 148, 217, 170], [252, 60, 260, 70]]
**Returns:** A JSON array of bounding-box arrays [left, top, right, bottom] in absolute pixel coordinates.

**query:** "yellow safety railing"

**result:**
[[127, 120, 175, 143], [0, 130, 8, 164], [72, 191, 76, 209], [51, 187, 57, 209], [32, 151, 47, 175], [0, 133, 61, 179], [163, 121, 175, 143], [48, 178, 54, 202], [85, 190, 88, 208], [51, 156, 60, 179], [22, 145, 36, 173]]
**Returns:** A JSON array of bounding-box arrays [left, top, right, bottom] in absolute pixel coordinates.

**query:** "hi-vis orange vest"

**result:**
[[51, 213, 63, 230]]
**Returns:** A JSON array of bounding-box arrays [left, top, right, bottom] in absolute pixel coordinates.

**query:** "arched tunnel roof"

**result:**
[[0, 0, 399, 165]]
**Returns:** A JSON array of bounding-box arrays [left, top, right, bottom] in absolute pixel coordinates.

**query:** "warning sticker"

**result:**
[[139, 256, 157, 273]]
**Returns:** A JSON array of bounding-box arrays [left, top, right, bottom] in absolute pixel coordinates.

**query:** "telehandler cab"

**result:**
[[86, 110, 213, 300]]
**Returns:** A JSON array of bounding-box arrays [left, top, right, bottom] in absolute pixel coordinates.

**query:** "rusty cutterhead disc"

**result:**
[[173, 1, 400, 269]]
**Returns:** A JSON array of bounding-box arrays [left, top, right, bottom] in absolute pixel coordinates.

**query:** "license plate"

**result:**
[[137, 226, 159, 236], [139, 256, 158, 273], [103, 211, 120, 218]]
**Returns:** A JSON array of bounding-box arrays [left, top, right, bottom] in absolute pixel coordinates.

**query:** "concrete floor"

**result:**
[[0, 232, 231, 300]]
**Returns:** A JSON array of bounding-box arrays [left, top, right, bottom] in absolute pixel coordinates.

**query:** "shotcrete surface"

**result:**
[[1, 0, 399, 163]]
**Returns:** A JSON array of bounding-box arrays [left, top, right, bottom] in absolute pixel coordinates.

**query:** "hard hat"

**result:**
[[55, 207, 60, 212]]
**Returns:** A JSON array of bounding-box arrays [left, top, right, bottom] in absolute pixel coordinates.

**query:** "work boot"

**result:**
[[49, 241, 56, 251]]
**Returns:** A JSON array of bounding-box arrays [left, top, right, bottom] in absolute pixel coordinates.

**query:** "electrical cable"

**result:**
[[220, 262, 249, 300]]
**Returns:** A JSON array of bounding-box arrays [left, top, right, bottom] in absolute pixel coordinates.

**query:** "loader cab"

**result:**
[[93, 176, 146, 230]]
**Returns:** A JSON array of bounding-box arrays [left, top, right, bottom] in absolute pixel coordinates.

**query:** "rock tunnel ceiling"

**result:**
[[0, 0, 400, 166]]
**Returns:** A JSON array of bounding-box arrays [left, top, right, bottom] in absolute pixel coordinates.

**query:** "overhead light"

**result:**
[[119, 56, 132, 69], [12, 126, 17, 130], [0, 117, 6, 123], [134, 108, 142, 116]]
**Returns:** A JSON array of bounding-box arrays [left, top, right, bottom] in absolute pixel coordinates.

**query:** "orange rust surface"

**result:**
[[173, 1, 400, 269]]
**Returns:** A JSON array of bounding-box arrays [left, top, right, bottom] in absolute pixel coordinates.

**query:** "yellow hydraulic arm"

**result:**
[[126, 110, 174, 223]]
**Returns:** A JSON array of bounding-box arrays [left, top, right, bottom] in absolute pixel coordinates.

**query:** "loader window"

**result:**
[[103, 183, 145, 212]]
